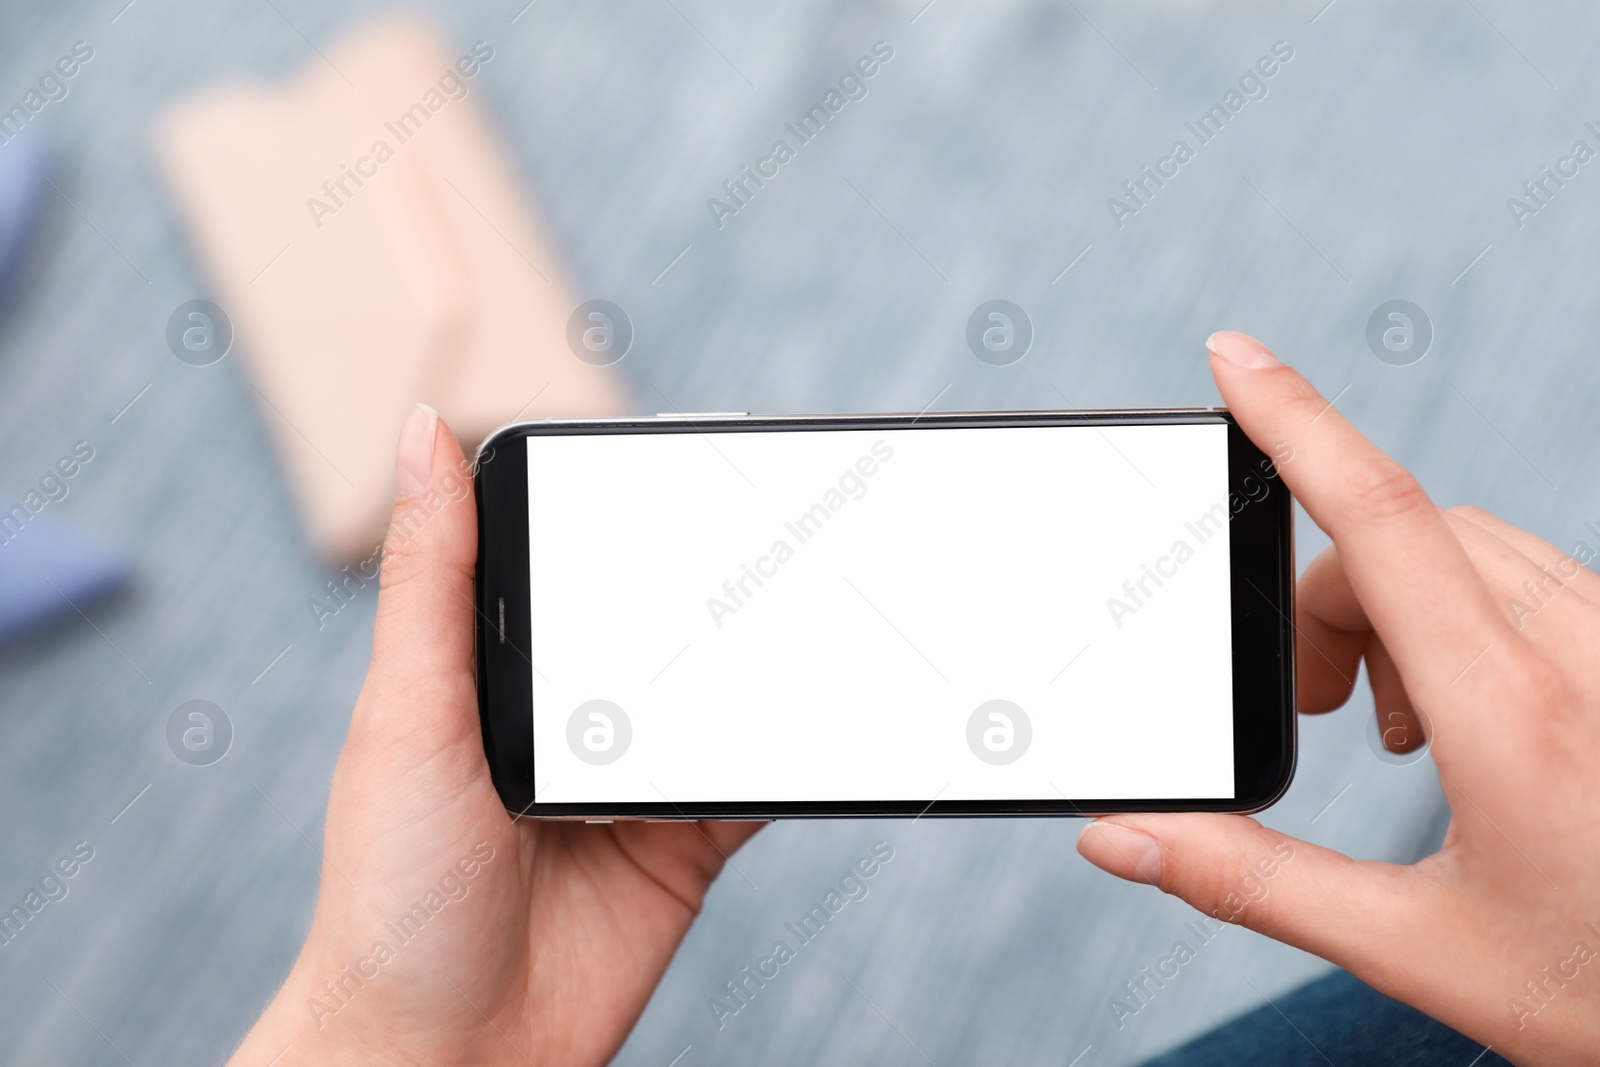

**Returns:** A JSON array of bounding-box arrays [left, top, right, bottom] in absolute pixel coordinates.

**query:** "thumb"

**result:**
[[1077, 813, 1428, 975], [356, 404, 479, 734]]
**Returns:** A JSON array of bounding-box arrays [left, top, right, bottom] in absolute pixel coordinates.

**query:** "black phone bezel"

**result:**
[[474, 409, 1295, 820]]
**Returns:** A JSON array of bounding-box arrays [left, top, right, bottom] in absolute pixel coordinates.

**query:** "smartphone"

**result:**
[[474, 409, 1295, 820]]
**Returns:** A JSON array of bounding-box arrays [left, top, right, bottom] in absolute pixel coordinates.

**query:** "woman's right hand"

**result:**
[[1077, 331, 1600, 1066]]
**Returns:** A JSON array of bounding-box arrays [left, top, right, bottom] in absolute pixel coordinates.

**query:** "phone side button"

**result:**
[[585, 819, 614, 824]]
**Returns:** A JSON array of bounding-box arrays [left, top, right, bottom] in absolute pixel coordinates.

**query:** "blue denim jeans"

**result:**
[[1141, 970, 1507, 1067]]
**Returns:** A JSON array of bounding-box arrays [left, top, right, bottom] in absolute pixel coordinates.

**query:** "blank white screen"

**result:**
[[528, 423, 1233, 803]]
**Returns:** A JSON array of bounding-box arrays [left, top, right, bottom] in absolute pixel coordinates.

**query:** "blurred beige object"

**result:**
[[154, 15, 629, 561]]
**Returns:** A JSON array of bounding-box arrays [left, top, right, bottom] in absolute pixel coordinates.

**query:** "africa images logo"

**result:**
[[303, 42, 495, 229], [1105, 41, 1294, 230], [704, 441, 894, 629], [705, 41, 894, 231]]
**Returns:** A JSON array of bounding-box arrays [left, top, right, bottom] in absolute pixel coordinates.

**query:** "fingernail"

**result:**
[[1206, 331, 1280, 369], [1077, 821, 1164, 886], [396, 403, 438, 497]]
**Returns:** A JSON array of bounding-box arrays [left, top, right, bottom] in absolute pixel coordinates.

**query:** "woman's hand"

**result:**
[[228, 405, 763, 1067], [1077, 332, 1600, 1066]]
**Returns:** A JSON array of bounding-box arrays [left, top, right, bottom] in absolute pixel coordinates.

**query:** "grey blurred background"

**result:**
[[0, 0, 1594, 1063]]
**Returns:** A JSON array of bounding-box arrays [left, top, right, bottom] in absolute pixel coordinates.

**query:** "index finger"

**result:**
[[1205, 331, 1509, 705]]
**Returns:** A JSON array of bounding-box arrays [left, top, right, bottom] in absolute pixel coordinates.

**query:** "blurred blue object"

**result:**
[[0, 509, 130, 647], [0, 127, 50, 295]]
